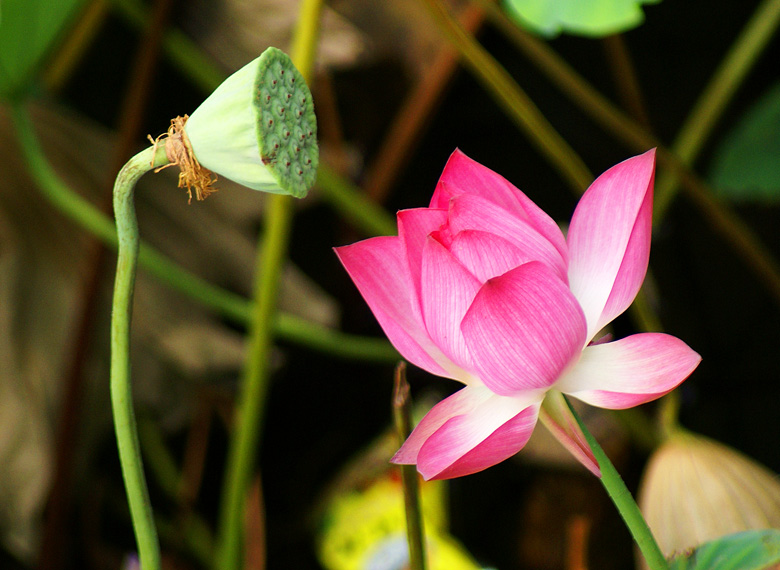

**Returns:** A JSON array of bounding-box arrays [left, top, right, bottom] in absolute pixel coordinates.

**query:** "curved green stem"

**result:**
[[111, 143, 170, 570], [10, 102, 398, 362], [564, 397, 669, 570], [654, 0, 780, 220], [113, 0, 401, 241], [552, 391, 671, 567], [214, 1, 324, 568]]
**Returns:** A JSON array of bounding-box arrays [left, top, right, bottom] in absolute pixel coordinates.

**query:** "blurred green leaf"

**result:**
[[0, 0, 86, 99], [709, 82, 780, 203], [501, 0, 660, 37], [668, 529, 780, 570]]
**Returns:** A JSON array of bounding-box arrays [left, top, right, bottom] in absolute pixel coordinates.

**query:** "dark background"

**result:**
[[7, 0, 779, 569]]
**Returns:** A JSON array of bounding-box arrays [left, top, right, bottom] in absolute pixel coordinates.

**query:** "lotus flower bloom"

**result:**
[[335, 149, 700, 480]]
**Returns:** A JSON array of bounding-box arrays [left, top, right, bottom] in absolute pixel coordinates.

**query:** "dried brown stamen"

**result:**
[[147, 115, 218, 203]]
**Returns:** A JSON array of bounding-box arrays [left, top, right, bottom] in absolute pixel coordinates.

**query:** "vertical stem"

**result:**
[[214, 1, 323, 568], [392, 363, 427, 570], [214, 193, 294, 569], [563, 397, 669, 570], [111, 143, 170, 570]]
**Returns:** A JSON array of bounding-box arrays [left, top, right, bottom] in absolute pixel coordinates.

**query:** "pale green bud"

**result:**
[[172, 46, 318, 200]]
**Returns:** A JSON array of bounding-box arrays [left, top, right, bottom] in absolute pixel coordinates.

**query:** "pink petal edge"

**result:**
[[335, 238, 458, 379], [567, 149, 656, 341], [420, 235, 483, 372], [538, 391, 600, 476], [398, 387, 544, 480], [397, 208, 448, 301], [461, 261, 587, 396], [392, 384, 494, 465], [430, 150, 568, 261], [555, 332, 701, 409]]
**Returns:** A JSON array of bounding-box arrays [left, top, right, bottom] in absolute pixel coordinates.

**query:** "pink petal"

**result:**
[[448, 230, 534, 283], [555, 332, 701, 409], [461, 261, 588, 396], [430, 150, 567, 261], [393, 385, 543, 480], [392, 384, 494, 464], [335, 238, 462, 379], [420, 236, 482, 372], [567, 150, 656, 341], [447, 194, 568, 281], [397, 208, 448, 300], [537, 390, 600, 476]]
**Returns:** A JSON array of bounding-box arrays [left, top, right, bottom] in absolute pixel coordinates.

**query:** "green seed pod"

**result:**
[[183, 46, 318, 199]]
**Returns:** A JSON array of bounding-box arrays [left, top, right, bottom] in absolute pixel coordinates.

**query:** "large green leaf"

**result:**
[[0, 0, 86, 99], [501, 0, 661, 37], [709, 82, 780, 203], [668, 530, 780, 570]]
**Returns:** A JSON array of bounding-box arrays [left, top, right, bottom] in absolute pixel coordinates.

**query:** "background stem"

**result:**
[[654, 0, 780, 220], [392, 363, 427, 570], [214, 1, 324, 567]]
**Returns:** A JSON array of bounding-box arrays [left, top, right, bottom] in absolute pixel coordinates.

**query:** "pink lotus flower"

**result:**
[[335, 149, 700, 480]]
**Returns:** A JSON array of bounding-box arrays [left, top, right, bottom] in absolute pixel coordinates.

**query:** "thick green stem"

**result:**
[[214, 1, 324, 568], [111, 143, 170, 570], [564, 397, 669, 570]]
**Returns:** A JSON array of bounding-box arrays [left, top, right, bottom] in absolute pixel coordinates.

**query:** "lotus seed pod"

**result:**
[[637, 432, 780, 569], [184, 46, 318, 198]]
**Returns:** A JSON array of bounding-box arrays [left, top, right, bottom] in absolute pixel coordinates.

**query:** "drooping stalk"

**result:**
[[214, 1, 324, 568], [564, 397, 670, 570], [11, 103, 397, 363], [111, 142, 170, 570]]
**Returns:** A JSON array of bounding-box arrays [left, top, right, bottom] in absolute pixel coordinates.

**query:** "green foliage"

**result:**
[[502, 0, 660, 37], [709, 83, 780, 203], [0, 0, 85, 99], [669, 530, 780, 570]]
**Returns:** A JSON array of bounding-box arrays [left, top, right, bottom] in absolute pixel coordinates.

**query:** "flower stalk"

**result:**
[[563, 396, 670, 570], [111, 142, 171, 570], [10, 103, 395, 363]]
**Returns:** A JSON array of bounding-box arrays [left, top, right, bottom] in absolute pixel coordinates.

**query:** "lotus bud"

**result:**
[[637, 431, 780, 569], [153, 46, 318, 202]]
